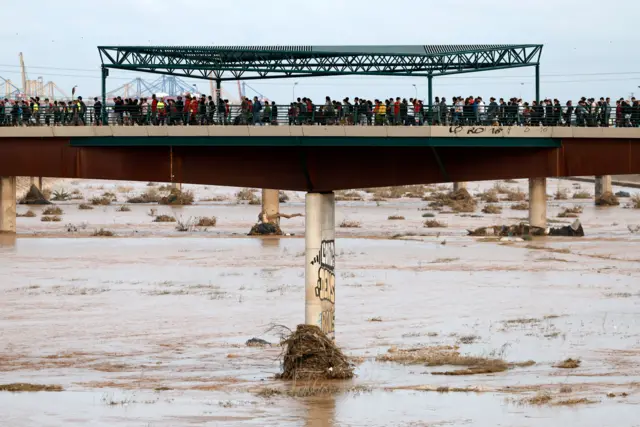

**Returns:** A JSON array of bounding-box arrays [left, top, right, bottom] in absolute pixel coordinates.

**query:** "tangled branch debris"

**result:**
[[277, 324, 354, 380]]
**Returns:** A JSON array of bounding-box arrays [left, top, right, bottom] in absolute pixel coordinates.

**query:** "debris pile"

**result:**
[[595, 191, 620, 206], [468, 219, 584, 237], [277, 324, 354, 380], [19, 185, 51, 205]]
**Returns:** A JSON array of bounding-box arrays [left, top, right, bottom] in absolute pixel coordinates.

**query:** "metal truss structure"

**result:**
[[98, 44, 544, 106]]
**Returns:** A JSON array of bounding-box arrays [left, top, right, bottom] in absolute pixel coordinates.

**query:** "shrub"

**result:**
[[116, 205, 131, 212], [339, 220, 361, 228], [482, 204, 502, 214], [42, 206, 63, 215], [92, 228, 115, 237], [51, 189, 71, 201], [572, 191, 591, 199], [159, 188, 194, 205], [479, 189, 499, 203], [78, 203, 93, 210], [175, 217, 196, 232], [424, 219, 447, 228], [630, 194, 640, 209], [236, 188, 257, 201], [127, 188, 161, 204], [335, 190, 363, 201], [101, 191, 117, 201], [504, 190, 526, 202], [17, 210, 37, 218], [387, 215, 405, 220], [41, 216, 61, 222], [153, 215, 176, 223], [422, 212, 436, 218], [279, 191, 290, 203], [511, 202, 529, 210], [196, 216, 217, 227], [248, 197, 261, 205], [554, 189, 569, 200], [558, 206, 583, 218], [89, 196, 112, 206]]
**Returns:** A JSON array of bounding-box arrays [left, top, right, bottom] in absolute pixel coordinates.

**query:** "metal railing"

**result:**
[[0, 103, 638, 128]]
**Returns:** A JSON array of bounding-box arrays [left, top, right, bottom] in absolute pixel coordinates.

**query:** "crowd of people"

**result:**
[[2, 94, 640, 128]]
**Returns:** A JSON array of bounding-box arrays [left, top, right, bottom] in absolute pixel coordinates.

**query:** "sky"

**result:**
[[1, 0, 638, 103]]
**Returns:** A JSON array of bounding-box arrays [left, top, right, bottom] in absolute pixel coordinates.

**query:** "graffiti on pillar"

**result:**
[[310, 239, 335, 338]]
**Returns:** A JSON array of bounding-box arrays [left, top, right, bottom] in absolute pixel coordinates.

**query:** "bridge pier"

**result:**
[[595, 175, 612, 200], [528, 177, 547, 229], [30, 177, 43, 190], [453, 182, 467, 192], [261, 189, 280, 225], [0, 176, 17, 234], [305, 192, 336, 340]]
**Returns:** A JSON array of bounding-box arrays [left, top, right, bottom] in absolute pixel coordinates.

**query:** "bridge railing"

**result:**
[[0, 104, 636, 127]]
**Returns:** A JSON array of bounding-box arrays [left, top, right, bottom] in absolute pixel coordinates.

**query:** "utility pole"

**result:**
[[19, 53, 27, 98]]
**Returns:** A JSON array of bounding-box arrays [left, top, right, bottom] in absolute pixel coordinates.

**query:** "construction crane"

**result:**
[[13, 52, 68, 99]]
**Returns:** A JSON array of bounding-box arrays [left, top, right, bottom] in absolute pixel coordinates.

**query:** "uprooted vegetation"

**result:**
[[256, 384, 371, 399], [78, 203, 93, 210], [479, 189, 500, 203], [514, 391, 598, 407], [504, 189, 526, 202], [116, 205, 131, 212], [276, 324, 354, 380], [554, 189, 569, 200], [339, 219, 361, 228], [376, 345, 534, 376], [555, 358, 581, 369], [279, 191, 290, 202], [595, 192, 620, 206], [160, 188, 194, 205], [367, 185, 427, 199], [0, 383, 63, 392], [41, 216, 61, 222], [557, 206, 583, 218], [630, 194, 640, 209]]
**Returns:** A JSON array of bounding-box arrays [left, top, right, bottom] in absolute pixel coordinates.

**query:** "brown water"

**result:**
[[1, 179, 640, 426]]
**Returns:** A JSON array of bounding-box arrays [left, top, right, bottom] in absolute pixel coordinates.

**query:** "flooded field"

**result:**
[[1, 178, 640, 426]]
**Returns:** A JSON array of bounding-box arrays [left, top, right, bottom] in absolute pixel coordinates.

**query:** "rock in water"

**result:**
[[19, 185, 51, 205], [549, 219, 584, 237]]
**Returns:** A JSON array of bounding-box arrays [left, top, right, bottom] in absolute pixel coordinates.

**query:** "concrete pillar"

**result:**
[[30, 177, 43, 190], [305, 192, 336, 340], [595, 175, 612, 198], [528, 177, 547, 228], [170, 182, 182, 191], [1, 176, 17, 234], [453, 182, 467, 192], [261, 189, 280, 225]]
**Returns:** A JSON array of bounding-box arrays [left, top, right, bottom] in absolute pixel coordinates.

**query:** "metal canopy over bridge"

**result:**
[[97, 44, 544, 106]]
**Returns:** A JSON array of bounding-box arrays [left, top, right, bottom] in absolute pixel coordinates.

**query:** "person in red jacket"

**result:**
[[189, 97, 198, 125], [393, 97, 401, 125], [151, 94, 158, 125]]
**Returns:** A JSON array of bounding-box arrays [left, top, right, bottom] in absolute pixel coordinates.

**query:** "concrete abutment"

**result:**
[[0, 176, 17, 234], [305, 192, 335, 340], [453, 182, 467, 192], [595, 175, 612, 199], [261, 189, 280, 225]]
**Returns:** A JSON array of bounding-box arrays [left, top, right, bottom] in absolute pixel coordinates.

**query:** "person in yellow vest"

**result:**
[[32, 97, 40, 126], [157, 98, 166, 125], [376, 99, 387, 126]]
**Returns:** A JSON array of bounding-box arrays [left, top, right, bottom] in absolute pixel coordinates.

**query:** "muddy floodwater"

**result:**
[[1, 178, 640, 426]]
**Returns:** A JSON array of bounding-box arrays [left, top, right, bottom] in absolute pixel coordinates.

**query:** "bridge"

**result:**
[[4, 43, 638, 341], [2, 125, 639, 340]]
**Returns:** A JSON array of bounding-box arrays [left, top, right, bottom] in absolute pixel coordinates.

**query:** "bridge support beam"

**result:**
[[305, 192, 335, 340], [595, 175, 612, 200], [261, 189, 280, 225], [528, 177, 547, 229], [0, 176, 17, 234], [453, 182, 467, 192]]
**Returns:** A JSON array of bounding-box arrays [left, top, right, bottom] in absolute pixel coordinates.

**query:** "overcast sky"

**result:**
[[1, 0, 638, 103]]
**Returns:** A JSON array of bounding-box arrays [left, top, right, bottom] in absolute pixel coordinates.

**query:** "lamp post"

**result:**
[[292, 82, 298, 102]]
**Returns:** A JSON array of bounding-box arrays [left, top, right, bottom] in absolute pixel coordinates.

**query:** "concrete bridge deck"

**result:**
[[2, 125, 640, 142]]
